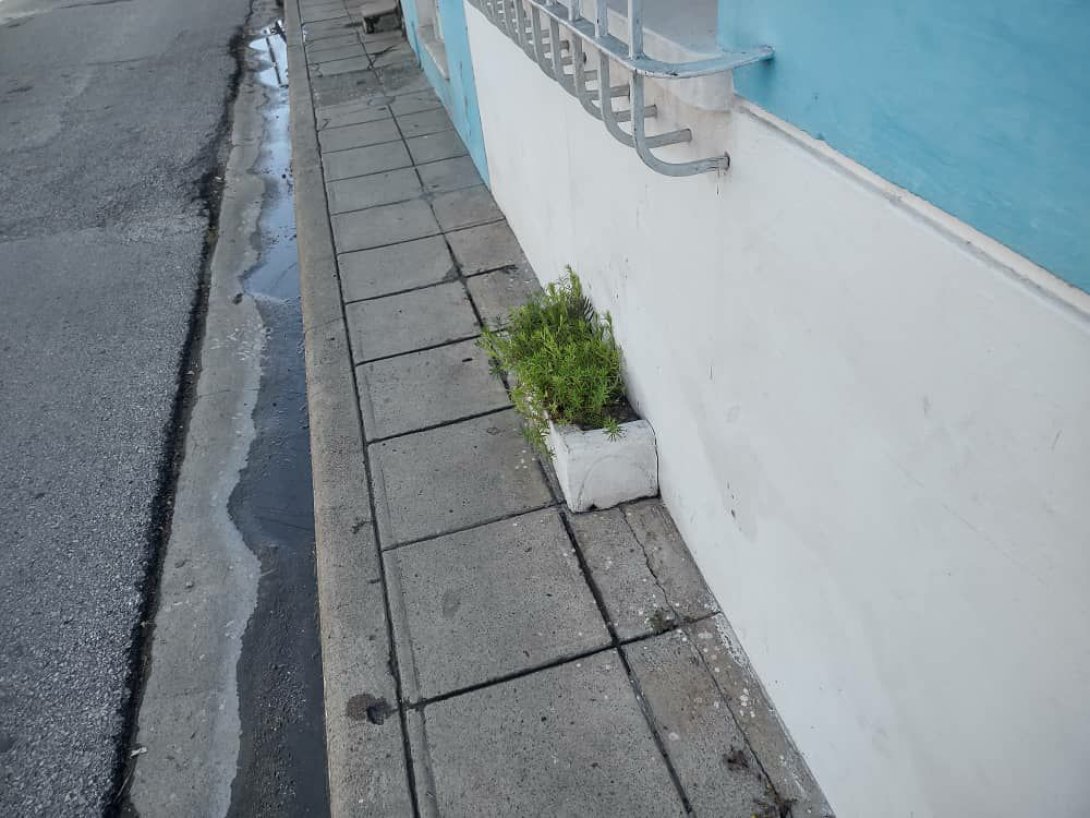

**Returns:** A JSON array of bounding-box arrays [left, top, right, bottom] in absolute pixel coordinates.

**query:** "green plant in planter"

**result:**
[[478, 268, 626, 453]]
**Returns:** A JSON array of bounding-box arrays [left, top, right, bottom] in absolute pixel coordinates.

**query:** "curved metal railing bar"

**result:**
[[467, 0, 772, 175]]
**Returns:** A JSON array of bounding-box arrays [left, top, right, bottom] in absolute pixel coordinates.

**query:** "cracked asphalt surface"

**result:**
[[0, 0, 251, 810]]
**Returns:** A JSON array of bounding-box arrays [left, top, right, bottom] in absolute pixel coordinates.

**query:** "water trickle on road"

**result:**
[[226, 26, 330, 817]]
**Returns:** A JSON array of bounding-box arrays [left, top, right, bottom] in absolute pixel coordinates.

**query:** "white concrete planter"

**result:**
[[548, 418, 658, 512]]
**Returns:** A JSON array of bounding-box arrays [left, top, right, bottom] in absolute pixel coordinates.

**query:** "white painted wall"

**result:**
[[464, 8, 1090, 817]]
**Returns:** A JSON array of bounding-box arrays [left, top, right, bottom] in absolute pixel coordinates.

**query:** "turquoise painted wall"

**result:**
[[719, 1, 1090, 292], [401, 0, 489, 183]]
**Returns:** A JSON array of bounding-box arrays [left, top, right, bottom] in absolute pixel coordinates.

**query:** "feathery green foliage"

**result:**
[[478, 269, 626, 453]]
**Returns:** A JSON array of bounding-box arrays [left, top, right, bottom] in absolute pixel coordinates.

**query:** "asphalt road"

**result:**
[[0, 0, 252, 811]]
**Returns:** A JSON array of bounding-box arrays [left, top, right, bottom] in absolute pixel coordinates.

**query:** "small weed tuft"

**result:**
[[478, 268, 626, 454]]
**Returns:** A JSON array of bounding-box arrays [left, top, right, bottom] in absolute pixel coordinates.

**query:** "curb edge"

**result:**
[[283, 4, 415, 814]]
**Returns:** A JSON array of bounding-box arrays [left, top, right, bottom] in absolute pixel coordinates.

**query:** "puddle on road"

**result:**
[[245, 24, 296, 303], [226, 27, 330, 817]]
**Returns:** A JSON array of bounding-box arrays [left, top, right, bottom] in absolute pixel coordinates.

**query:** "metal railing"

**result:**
[[468, 0, 773, 176]]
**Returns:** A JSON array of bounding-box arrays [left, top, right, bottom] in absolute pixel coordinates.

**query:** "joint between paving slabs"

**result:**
[[354, 332, 481, 365], [341, 271, 461, 306], [399, 612, 720, 714], [326, 181, 504, 226], [407, 707, 440, 818], [379, 501, 562, 553], [556, 509, 695, 813], [364, 405, 512, 445], [302, 22, 424, 817], [332, 229, 446, 255], [621, 647, 696, 814], [683, 619, 802, 814]]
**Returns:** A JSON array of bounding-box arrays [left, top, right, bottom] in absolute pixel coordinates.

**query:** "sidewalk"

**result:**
[[285, 1, 831, 815]]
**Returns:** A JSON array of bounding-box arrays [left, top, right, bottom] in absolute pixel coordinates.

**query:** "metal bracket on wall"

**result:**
[[467, 0, 773, 176]]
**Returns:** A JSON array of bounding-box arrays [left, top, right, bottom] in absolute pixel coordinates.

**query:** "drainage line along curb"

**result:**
[[283, 2, 416, 814]]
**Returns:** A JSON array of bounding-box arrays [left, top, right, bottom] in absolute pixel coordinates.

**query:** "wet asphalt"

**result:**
[[227, 31, 329, 817]]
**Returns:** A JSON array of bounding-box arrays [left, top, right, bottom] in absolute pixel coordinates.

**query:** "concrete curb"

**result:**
[[283, 2, 414, 814]]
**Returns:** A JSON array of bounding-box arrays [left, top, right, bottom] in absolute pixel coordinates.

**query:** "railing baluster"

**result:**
[[465, 0, 770, 175], [513, 0, 532, 57], [529, 6, 553, 77]]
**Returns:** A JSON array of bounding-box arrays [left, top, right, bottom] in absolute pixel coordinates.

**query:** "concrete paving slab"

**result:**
[[623, 631, 775, 818], [315, 55, 372, 77], [316, 101, 393, 130], [311, 524, 411, 817], [395, 106, 453, 138], [314, 94, 389, 121], [302, 13, 352, 28], [304, 28, 358, 44], [389, 90, 445, 116], [304, 8, 353, 20], [685, 617, 833, 817], [410, 651, 687, 817], [323, 139, 412, 181], [623, 500, 719, 618], [306, 7, 351, 17], [301, 1, 348, 12], [303, 22, 358, 41], [431, 184, 503, 232], [310, 70, 384, 108], [448, 220, 526, 275], [319, 117, 400, 152], [566, 507, 672, 640], [387, 509, 608, 700], [370, 41, 416, 68], [339, 235, 455, 301], [302, 5, 348, 15], [301, 0, 348, 10], [302, 16, 356, 33], [303, 32, 361, 51], [332, 198, 439, 253], [301, 1, 347, 14], [302, 14, 353, 28], [315, 92, 387, 114], [301, 1, 348, 13], [567, 501, 718, 640], [306, 44, 366, 65], [305, 18, 356, 34], [306, 33, 362, 49], [406, 130, 468, 164], [327, 167, 422, 214], [358, 338, 509, 439], [376, 64, 431, 94], [416, 155, 482, 193], [465, 265, 540, 329], [345, 281, 478, 362], [362, 28, 405, 45], [369, 409, 553, 545]]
